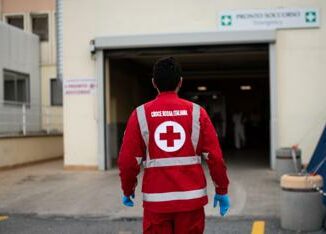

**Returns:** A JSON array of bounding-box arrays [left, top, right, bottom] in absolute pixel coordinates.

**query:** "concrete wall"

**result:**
[[107, 60, 149, 160], [109, 60, 147, 123], [0, 21, 41, 133], [0, 135, 63, 168], [1, 0, 61, 122], [276, 29, 326, 164], [1, 0, 56, 66], [41, 65, 63, 131], [63, 0, 326, 167], [1, 0, 55, 13]]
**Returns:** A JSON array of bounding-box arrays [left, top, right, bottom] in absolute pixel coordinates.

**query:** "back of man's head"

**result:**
[[153, 57, 182, 92]]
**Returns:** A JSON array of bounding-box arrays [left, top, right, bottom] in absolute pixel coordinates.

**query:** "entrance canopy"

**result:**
[[93, 30, 278, 170], [93, 30, 275, 51]]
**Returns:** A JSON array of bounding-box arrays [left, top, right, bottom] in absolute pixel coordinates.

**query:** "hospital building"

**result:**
[[2, 0, 326, 171]]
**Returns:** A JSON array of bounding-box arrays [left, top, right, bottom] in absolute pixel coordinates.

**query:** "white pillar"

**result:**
[[269, 43, 278, 170], [96, 50, 106, 170]]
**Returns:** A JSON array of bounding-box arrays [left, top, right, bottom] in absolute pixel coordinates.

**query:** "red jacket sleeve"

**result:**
[[118, 110, 146, 196], [197, 107, 229, 195]]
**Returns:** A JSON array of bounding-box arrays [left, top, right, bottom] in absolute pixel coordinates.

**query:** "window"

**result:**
[[3, 70, 30, 103], [31, 14, 49, 41], [50, 78, 63, 106], [6, 15, 24, 30]]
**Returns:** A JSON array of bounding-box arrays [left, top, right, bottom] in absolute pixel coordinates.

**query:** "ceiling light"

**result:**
[[197, 86, 207, 91], [240, 85, 252, 91]]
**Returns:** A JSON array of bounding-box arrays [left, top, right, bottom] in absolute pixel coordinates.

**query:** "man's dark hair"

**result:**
[[153, 57, 182, 91]]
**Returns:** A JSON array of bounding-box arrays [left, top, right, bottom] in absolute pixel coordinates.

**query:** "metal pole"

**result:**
[[56, 0, 63, 82], [55, 0, 64, 138], [22, 104, 26, 135], [46, 107, 50, 134]]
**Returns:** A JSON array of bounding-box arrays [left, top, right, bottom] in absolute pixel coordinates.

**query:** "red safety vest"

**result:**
[[118, 92, 229, 213]]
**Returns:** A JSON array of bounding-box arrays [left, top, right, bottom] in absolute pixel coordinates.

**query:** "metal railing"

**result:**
[[0, 100, 63, 136]]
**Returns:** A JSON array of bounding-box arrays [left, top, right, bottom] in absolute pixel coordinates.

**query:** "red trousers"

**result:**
[[143, 207, 205, 234]]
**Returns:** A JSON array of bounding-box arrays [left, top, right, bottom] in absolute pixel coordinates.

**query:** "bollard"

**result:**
[[276, 147, 302, 178], [280, 174, 324, 232]]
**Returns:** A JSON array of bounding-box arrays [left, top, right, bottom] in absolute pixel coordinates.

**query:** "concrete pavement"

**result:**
[[0, 150, 280, 219], [3, 215, 323, 234], [1, 150, 326, 233]]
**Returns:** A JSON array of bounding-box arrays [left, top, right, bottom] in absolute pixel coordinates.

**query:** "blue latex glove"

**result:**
[[213, 194, 230, 216], [122, 194, 135, 207]]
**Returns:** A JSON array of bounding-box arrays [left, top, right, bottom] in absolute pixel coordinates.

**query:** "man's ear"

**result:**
[[178, 77, 183, 87], [176, 77, 183, 92], [152, 78, 157, 89], [152, 78, 160, 94]]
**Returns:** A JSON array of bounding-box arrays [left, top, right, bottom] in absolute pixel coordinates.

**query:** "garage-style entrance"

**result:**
[[93, 31, 277, 170]]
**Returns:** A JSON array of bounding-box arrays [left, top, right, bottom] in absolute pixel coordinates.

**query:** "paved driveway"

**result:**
[[0, 150, 280, 218]]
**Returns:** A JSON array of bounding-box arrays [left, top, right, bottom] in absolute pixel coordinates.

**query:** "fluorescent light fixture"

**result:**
[[197, 86, 207, 91], [240, 85, 252, 91]]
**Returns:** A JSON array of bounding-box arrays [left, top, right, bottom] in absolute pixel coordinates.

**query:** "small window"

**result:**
[[6, 15, 24, 30], [50, 78, 63, 106], [31, 14, 49, 41], [3, 70, 30, 104]]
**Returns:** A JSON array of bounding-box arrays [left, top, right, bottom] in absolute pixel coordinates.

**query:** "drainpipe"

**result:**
[[56, 0, 63, 82]]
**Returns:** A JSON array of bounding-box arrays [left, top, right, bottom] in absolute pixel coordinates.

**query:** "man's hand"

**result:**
[[122, 194, 135, 207], [213, 194, 230, 216]]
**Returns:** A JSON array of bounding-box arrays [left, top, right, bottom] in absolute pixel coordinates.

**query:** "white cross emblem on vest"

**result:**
[[154, 121, 186, 152]]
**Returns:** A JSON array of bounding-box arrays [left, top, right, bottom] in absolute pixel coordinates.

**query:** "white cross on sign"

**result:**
[[154, 121, 186, 152], [306, 11, 316, 23], [221, 15, 232, 26]]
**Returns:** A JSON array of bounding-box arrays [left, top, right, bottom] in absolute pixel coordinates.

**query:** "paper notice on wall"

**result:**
[[64, 78, 97, 95]]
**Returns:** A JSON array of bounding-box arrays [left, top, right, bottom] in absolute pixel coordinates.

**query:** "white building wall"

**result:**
[[36, 11, 56, 66], [276, 28, 326, 162], [63, 0, 326, 167], [1, 11, 56, 66], [41, 65, 63, 132], [0, 21, 41, 133]]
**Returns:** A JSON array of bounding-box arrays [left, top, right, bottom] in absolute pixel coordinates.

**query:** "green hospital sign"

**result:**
[[219, 8, 320, 31]]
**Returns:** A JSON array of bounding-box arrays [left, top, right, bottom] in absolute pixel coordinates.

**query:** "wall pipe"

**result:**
[[56, 0, 63, 82]]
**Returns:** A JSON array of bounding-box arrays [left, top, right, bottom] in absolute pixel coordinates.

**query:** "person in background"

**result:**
[[232, 111, 246, 149]]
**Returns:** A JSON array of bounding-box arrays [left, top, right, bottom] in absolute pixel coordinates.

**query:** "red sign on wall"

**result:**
[[64, 78, 97, 95]]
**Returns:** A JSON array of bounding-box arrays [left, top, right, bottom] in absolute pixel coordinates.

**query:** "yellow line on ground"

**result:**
[[0, 216, 8, 221], [251, 221, 265, 234]]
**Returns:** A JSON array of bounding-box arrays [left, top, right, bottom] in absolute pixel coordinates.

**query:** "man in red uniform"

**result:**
[[118, 57, 230, 233]]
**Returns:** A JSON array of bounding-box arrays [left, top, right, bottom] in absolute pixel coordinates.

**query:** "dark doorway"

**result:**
[[105, 44, 270, 167]]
